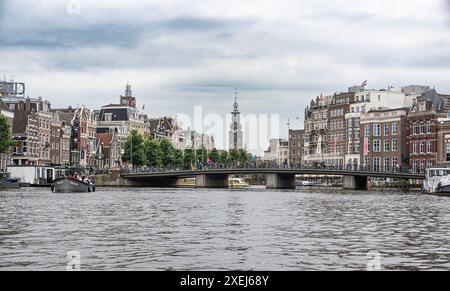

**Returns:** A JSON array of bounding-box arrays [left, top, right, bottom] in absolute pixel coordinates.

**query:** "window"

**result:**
[[392, 157, 398, 172], [384, 124, 389, 136], [420, 123, 425, 134], [427, 121, 432, 134], [413, 160, 418, 173], [427, 140, 432, 153], [447, 143, 450, 161], [373, 140, 381, 152], [384, 157, 390, 172], [384, 139, 390, 152], [392, 139, 398, 151], [373, 124, 381, 136], [420, 160, 425, 174], [427, 160, 433, 169], [420, 140, 425, 154], [413, 142, 418, 154], [392, 122, 398, 135], [365, 125, 371, 137], [373, 157, 381, 172], [413, 122, 418, 135]]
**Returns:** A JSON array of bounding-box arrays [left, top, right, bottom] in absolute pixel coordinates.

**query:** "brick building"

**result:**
[[360, 108, 408, 173], [327, 92, 353, 166], [407, 89, 450, 173], [289, 129, 304, 167]]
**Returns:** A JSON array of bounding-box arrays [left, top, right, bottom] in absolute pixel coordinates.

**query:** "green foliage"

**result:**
[[219, 150, 228, 164], [196, 147, 207, 164], [122, 130, 146, 167], [208, 148, 220, 163], [144, 139, 163, 167], [160, 139, 176, 166], [174, 149, 184, 168], [0, 115, 14, 154], [183, 148, 195, 169]]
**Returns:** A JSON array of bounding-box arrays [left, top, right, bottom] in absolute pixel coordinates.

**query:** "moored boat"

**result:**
[[51, 178, 96, 193], [0, 172, 20, 189], [422, 167, 450, 195]]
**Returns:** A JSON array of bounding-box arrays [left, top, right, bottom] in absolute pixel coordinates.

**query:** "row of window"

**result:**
[[364, 156, 399, 172], [412, 160, 434, 174], [412, 121, 432, 135], [365, 123, 399, 137], [366, 139, 399, 153], [412, 140, 434, 154]]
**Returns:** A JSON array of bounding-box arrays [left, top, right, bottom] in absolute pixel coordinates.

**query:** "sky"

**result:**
[[1, 0, 450, 151]]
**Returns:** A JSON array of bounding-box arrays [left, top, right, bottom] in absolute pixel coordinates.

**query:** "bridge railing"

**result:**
[[120, 163, 423, 176]]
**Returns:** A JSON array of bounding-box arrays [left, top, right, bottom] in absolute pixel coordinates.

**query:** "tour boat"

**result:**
[[0, 172, 20, 189], [51, 178, 96, 193], [422, 167, 450, 195], [229, 177, 250, 188], [177, 177, 250, 188], [178, 178, 196, 187]]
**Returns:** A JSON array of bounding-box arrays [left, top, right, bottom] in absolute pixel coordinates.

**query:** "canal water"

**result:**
[[0, 186, 449, 271]]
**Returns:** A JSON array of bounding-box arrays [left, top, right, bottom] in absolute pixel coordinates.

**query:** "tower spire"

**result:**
[[233, 87, 239, 112]]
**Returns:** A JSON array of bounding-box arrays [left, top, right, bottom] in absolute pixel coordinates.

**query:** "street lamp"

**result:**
[[287, 118, 291, 168]]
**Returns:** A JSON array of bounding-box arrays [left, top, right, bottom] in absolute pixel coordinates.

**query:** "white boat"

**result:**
[[229, 177, 250, 188], [177, 177, 249, 188], [422, 167, 450, 195]]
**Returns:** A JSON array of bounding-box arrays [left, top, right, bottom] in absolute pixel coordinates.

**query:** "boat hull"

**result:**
[[437, 184, 450, 193], [52, 178, 95, 193]]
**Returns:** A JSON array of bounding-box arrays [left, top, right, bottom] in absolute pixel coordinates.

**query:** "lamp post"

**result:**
[[287, 118, 291, 168]]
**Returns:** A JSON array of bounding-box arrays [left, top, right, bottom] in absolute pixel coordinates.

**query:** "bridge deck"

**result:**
[[121, 168, 425, 180]]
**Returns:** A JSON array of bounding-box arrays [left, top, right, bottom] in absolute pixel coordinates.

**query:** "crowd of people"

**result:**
[[68, 172, 95, 185]]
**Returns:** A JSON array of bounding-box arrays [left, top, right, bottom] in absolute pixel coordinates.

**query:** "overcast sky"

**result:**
[[1, 0, 450, 151]]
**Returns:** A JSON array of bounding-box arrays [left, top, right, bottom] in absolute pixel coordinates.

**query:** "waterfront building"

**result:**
[[360, 108, 408, 173], [181, 128, 215, 151], [407, 89, 450, 173], [343, 84, 428, 168], [263, 138, 282, 162], [276, 140, 289, 166], [229, 91, 243, 150], [10, 97, 52, 166], [50, 112, 62, 166], [437, 116, 450, 166], [97, 132, 121, 169], [149, 116, 185, 149], [0, 100, 14, 171], [97, 84, 149, 145], [303, 95, 332, 165], [289, 129, 304, 167], [327, 92, 353, 167]]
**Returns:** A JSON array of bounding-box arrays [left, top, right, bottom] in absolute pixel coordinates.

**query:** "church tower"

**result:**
[[229, 88, 243, 150]]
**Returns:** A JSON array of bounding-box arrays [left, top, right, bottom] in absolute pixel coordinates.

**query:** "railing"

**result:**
[[120, 162, 423, 176]]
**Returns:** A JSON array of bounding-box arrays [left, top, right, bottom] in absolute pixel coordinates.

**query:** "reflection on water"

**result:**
[[0, 187, 450, 270]]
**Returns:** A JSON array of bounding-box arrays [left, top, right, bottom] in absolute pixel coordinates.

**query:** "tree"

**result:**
[[183, 148, 195, 169], [0, 115, 14, 154], [228, 149, 240, 163], [174, 149, 184, 168], [144, 139, 162, 167], [122, 130, 146, 167], [195, 147, 207, 164], [239, 149, 251, 163], [219, 150, 228, 165], [160, 139, 176, 167], [208, 148, 220, 163]]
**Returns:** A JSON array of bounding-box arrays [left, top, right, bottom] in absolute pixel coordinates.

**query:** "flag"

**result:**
[[361, 80, 368, 87], [364, 137, 369, 156], [142, 104, 145, 111]]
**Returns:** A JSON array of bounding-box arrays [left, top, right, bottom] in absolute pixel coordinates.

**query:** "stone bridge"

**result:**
[[120, 168, 425, 190]]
